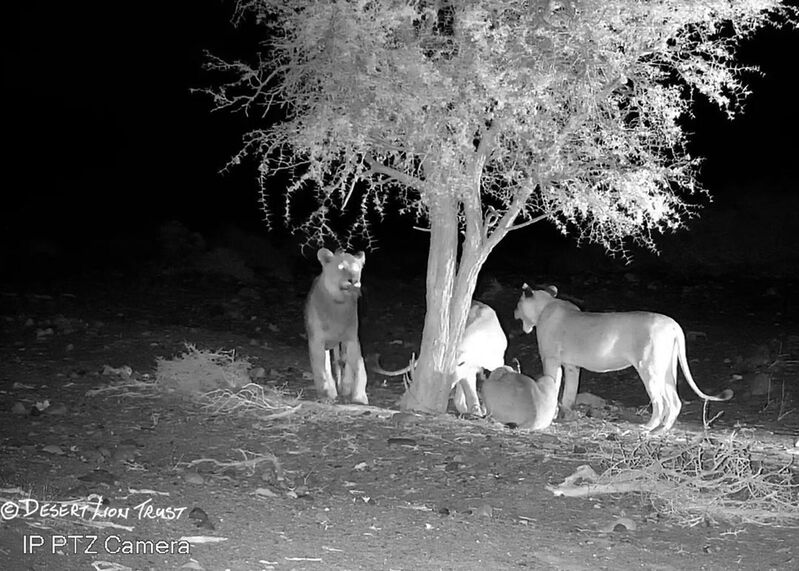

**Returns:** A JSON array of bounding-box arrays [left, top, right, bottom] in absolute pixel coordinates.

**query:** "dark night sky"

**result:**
[[3, 1, 799, 275]]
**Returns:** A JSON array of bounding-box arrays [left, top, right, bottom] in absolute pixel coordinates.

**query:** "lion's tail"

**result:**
[[675, 326, 733, 402], [367, 353, 417, 377]]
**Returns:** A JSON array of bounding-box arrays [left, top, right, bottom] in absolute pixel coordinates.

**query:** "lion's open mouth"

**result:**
[[340, 283, 361, 295]]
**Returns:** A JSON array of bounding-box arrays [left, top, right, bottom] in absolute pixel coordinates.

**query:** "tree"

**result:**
[[202, 0, 794, 413]]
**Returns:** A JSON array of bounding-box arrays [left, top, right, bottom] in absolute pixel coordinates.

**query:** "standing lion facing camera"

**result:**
[[304, 248, 368, 405]]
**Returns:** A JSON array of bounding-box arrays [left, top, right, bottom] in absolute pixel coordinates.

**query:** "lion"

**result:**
[[304, 248, 368, 405], [480, 366, 559, 430], [513, 283, 732, 432], [372, 300, 507, 415]]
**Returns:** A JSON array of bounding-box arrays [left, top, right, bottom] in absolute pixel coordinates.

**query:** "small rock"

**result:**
[[600, 516, 637, 533], [613, 517, 636, 532], [42, 444, 65, 455], [36, 328, 54, 339], [188, 507, 215, 530], [44, 403, 68, 416], [112, 444, 138, 463], [184, 473, 205, 485], [391, 412, 420, 428], [387, 437, 417, 446], [81, 449, 105, 465], [749, 372, 772, 396], [475, 504, 493, 518], [11, 402, 27, 415], [78, 468, 116, 486], [444, 461, 464, 472]]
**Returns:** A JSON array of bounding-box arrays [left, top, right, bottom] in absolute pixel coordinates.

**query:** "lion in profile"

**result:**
[[304, 248, 368, 404], [514, 283, 732, 432]]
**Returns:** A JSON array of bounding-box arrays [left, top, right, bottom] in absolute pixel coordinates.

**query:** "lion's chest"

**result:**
[[305, 283, 359, 344]]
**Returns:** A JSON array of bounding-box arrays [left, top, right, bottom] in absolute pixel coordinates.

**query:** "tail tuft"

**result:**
[[715, 388, 734, 401]]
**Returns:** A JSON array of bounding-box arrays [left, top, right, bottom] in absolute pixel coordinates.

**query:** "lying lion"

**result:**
[[514, 283, 732, 432], [481, 366, 559, 430]]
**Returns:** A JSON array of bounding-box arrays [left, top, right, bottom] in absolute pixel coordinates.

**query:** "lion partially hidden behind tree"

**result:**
[[304, 248, 368, 405]]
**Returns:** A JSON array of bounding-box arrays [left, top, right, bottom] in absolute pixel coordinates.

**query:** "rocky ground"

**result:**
[[1, 256, 797, 570]]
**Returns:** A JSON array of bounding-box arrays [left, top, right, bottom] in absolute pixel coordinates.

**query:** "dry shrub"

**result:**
[[599, 433, 799, 527], [201, 382, 301, 419], [156, 343, 252, 394]]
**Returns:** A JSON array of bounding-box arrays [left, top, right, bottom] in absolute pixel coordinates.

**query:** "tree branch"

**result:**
[[506, 213, 548, 232], [363, 155, 425, 192]]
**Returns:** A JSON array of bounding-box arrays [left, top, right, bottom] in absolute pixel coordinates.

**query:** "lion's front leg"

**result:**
[[560, 364, 580, 411], [341, 339, 368, 405], [308, 336, 338, 401], [453, 376, 484, 416]]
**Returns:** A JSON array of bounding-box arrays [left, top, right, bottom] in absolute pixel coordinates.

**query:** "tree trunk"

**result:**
[[399, 195, 458, 412], [399, 191, 487, 413]]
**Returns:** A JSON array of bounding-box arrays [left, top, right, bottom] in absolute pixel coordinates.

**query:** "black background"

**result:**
[[4, 1, 798, 280]]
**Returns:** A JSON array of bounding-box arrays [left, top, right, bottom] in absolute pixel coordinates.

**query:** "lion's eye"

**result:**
[[337, 263, 345, 270], [350, 262, 361, 273]]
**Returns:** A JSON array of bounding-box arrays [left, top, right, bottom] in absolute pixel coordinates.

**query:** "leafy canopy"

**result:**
[[205, 0, 791, 251]]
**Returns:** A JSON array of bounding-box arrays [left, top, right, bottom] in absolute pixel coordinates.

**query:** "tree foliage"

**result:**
[[203, 0, 794, 412], [204, 0, 792, 252]]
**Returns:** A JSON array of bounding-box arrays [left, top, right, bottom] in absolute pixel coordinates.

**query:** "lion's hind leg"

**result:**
[[659, 357, 683, 431], [638, 367, 667, 432], [659, 386, 682, 432]]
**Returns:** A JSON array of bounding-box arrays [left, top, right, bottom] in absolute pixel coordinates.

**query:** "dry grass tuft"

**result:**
[[156, 343, 252, 394], [201, 382, 302, 419], [592, 433, 799, 527]]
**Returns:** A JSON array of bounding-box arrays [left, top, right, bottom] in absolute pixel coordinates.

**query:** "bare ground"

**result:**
[[1, 266, 797, 571]]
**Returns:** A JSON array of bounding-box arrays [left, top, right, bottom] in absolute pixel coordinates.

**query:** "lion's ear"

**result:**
[[545, 284, 558, 297], [354, 251, 365, 265], [317, 248, 335, 265], [521, 283, 534, 298]]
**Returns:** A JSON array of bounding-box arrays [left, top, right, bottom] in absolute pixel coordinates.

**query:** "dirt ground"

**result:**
[[1, 261, 798, 571]]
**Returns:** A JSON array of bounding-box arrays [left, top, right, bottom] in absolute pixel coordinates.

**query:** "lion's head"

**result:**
[[318, 248, 365, 298], [513, 283, 558, 333]]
